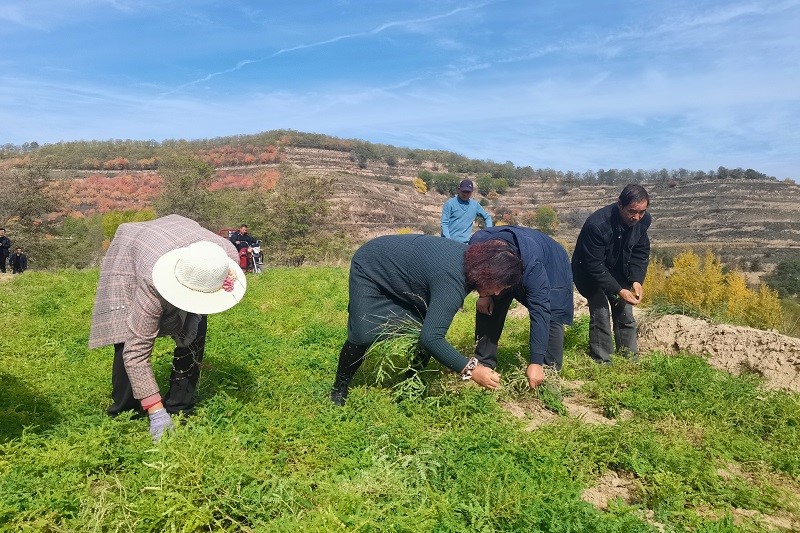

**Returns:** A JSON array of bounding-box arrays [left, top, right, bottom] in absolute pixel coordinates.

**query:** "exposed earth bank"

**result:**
[[556, 292, 799, 392], [559, 292, 800, 392], [637, 313, 800, 393]]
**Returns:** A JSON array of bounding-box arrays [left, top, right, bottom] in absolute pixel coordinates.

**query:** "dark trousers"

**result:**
[[475, 291, 565, 370], [0, 252, 7, 273], [582, 286, 637, 363], [333, 341, 369, 389], [107, 315, 208, 417]]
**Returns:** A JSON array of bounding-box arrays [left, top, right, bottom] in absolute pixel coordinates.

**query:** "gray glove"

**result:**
[[148, 408, 174, 442]]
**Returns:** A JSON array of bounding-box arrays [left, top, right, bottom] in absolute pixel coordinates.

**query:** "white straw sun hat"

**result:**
[[151, 241, 246, 314]]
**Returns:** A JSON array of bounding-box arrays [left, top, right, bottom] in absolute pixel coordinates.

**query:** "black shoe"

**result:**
[[330, 387, 348, 406]]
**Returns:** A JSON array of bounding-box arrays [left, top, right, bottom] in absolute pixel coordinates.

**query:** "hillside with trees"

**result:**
[[1, 129, 798, 278]]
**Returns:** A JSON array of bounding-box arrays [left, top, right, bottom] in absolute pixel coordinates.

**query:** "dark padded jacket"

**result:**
[[471, 226, 573, 362], [571, 203, 651, 297]]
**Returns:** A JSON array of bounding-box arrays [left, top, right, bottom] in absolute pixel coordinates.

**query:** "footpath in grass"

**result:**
[[0, 268, 799, 531]]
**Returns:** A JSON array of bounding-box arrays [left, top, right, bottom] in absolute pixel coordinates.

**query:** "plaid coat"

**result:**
[[88, 215, 238, 399]]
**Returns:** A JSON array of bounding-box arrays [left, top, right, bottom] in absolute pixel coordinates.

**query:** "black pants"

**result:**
[[107, 315, 208, 417], [475, 291, 565, 370], [0, 252, 7, 273]]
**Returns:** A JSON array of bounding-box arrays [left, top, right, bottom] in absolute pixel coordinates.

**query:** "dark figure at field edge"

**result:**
[[10, 247, 27, 274], [330, 234, 523, 405], [0, 228, 10, 273], [229, 224, 257, 252], [469, 226, 574, 388], [571, 184, 651, 364]]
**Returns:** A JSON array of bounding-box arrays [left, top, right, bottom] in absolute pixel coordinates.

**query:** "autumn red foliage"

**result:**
[[195, 144, 282, 168], [56, 168, 280, 215], [57, 172, 163, 214]]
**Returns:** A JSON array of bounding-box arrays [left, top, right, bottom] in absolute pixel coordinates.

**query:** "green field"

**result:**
[[1, 268, 798, 532]]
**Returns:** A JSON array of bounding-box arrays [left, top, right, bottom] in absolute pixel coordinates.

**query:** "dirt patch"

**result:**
[[500, 400, 557, 430], [562, 393, 631, 425], [0, 273, 13, 283], [500, 389, 631, 430], [730, 508, 798, 531], [581, 470, 637, 509], [638, 314, 800, 392]]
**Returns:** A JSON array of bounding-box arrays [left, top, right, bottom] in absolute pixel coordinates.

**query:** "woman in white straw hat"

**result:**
[[89, 214, 246, 441]]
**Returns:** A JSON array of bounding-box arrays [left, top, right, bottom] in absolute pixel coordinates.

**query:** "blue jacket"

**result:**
[[441, 196, 493, 243], [470, 226, 574, 362]]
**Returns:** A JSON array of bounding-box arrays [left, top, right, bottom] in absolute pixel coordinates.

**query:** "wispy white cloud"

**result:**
[[164, 2, 495, 95], [2, 0, 798, 179]]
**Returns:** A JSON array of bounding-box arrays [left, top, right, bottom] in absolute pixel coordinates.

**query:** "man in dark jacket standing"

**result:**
[[0, 228, 10, 273], [10, 247, 27, 274], [469, 226, 573, 388], [571, 184, 651, 364]]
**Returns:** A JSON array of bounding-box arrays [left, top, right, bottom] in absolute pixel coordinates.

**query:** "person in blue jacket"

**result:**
[[469, 226, 574, 388], [441, 179, 493, 243]]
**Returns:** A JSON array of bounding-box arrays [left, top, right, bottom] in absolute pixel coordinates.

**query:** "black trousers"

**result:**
[[475, 290, 565, 371], [107, 315, 208, 417], [0, 251, 7, 273]]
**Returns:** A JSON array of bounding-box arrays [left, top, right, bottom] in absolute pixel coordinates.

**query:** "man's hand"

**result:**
[[632, 282, 643, 302], [471, 365, 501, 390], [148, 408, 174, 442], [526, 364, 545, 388], [618, 288, 640, 305], [476, 296, 494, 315]]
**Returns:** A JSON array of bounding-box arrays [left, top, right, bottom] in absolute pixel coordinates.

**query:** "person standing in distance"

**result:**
[[0, 228, 10, 273], [441, 179, 493, 243], [571, 184, 651, 364], [10, 247, 27, 274]]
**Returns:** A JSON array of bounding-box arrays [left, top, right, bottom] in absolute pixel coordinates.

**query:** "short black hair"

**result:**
[[618, 184, 650, 207]]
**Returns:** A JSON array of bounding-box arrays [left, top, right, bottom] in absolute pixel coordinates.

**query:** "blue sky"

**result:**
[[2, 0, 799, 179]]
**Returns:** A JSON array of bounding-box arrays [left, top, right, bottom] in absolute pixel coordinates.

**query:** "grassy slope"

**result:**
[[0, 269, 798, 532]]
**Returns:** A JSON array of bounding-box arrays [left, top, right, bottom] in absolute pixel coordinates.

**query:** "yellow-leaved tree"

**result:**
[[724, 271, 751, 325], [749, 284, 784, 330], [641, 257, 667, 306], [663, 250, 726, 316], [643, 249, 783, 330]]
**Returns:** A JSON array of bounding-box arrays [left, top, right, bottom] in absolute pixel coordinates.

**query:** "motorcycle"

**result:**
[[250, 240, 263, 274], [238, 239, 264, 274]]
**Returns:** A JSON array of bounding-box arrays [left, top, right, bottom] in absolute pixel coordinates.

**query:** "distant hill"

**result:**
[[275, 145, 800, 276], [6, 133, 799, 276]]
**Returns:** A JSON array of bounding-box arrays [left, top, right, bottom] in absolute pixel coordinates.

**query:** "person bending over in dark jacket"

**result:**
[[571, 184, 651, 364], [469, 226, 573, 388], [330, 234, 523, 405]]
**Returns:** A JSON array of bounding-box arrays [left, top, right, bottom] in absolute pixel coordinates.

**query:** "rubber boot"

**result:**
[[330, 341, 368, 406]]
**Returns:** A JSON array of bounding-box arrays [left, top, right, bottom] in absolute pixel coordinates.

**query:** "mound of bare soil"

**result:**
[[637, 314, 800, 393]]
